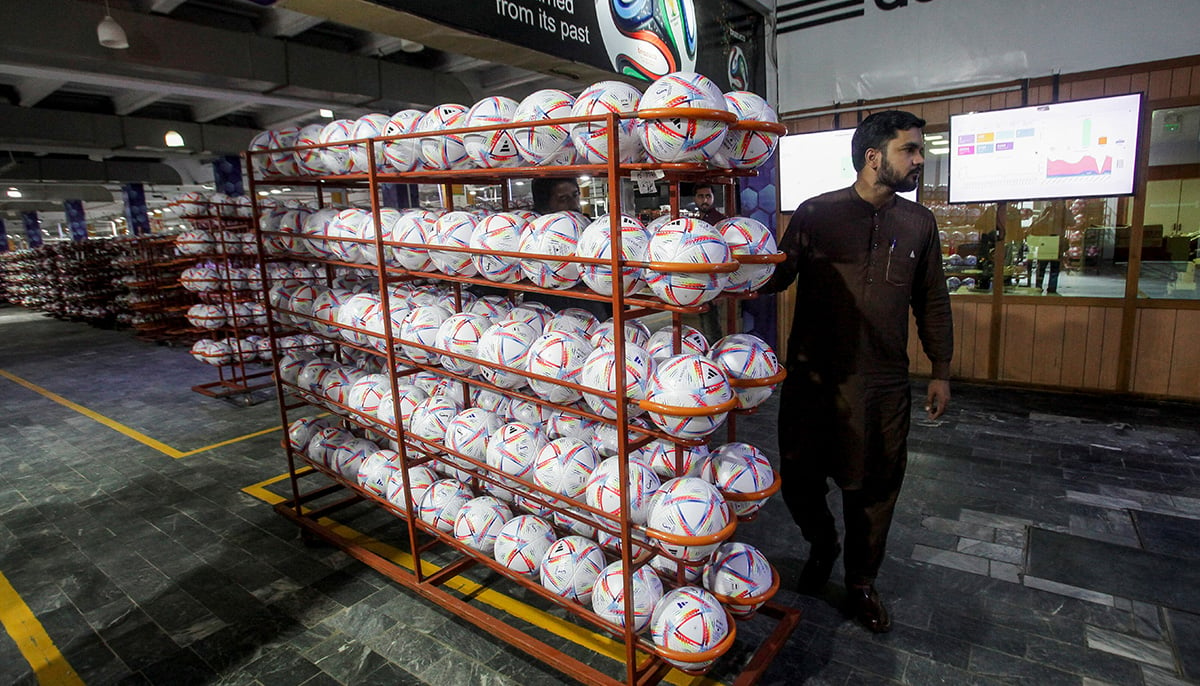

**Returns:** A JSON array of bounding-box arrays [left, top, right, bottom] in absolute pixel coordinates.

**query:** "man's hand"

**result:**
[[925, 379, 951, 420]]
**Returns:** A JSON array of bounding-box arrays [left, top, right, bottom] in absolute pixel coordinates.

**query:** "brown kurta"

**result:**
[[764, 186, 952, 487]]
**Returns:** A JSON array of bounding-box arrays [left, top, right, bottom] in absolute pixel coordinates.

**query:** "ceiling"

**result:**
[[0, 0, 613, 226]]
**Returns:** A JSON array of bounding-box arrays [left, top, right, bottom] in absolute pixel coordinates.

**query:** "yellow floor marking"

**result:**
[[242, 472, 712, 686], [0, 571, 84, 686], [0, 369, 278, 459]]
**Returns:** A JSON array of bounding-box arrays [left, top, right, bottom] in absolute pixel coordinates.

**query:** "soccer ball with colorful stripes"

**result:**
[[519, 211, 588, 289], [471, 212, 529, 283], [646, 476, 730, 562], [640, 439, 709, 480], [493, 515, 556, 575], [638, 72, 729, 164], [464, 96, 522, 168], [715, 216, 778, 293], [645, 354, 734, 439], [332, 437, 379, 480], [649, 586, 729, 670], [445, 408, 505, 466], [645, 323, 709, 361], [453, 496, 513, 554], [645, 218, 732, 307], [483, 421, 546, 501], [591, 561, 663, 633], [316, 119, 357, 174], [346, 373, 389, 417], [385, 464, 438, 510], [418, 478, 474, 533], [701, 442, 775, 517], [434, 312, 490, 375], [570, 80, 644, 164], [416, 104, 471, 170], [709, 333, 780, 409], [430, 210, 479, 276], [702, 541, 773, 619], [533, 437, 599, 501], [390, 209, 437, 271], [580, 341, 655, 419], [712, 91, 780, 170], [476, 319, 539, 389], [382, 109, 424, 172], [294, 123, 328, 175], [347, 113, 391, 172], [539, 535, 607, 605], [577, 213, 651, 296], [526, 330, 594, 404], [584, 455, 661, 525], [356, 449, 400, 497], [408, 395, 463, 446], [513, 89, 576, 165], [398, 304, 452, 364]]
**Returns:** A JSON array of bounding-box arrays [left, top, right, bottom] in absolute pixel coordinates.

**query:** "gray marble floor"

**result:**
[[1, 303, 1198, 685]]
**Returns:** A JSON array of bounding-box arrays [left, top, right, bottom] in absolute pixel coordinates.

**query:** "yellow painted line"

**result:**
[[0, 571, 83, 686], [242, 472, 713, 686], [0, 369, 280, 460]]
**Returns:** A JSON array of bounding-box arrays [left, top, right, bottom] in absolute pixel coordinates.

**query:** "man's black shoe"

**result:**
[[798, 543, 841, 594], [845, 584, 892, 633]]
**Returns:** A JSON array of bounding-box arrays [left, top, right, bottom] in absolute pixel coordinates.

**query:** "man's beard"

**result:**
[[879, 154, 920, 193]]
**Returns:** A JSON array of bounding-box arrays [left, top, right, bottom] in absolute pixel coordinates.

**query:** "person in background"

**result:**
[[761, 110, 953, 634], [1027, 202, 1063, 294], [532, 177, 583, 214], [692, 183, 727, 342]]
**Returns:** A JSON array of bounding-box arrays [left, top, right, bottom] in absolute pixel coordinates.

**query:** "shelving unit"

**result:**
[[248, 111, 798, 685], [114, 234, 202, 343]]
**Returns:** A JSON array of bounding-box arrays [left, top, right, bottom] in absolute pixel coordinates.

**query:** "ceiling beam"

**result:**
[[146, 0, 188, 14], [262, 7, 325, 37], [15, 77, 66, 107], [112, 91, 165, 116], [191, 98, 248, 123]]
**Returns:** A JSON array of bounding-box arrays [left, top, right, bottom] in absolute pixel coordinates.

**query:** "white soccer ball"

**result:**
[[646, 477, 730, 562], [417, 104, 471, 170], [385, 464, 439, 510], [507, 396, 554, 428], [701, 442, 775, 517], [533, 437, 599, 500], [526, 330, 593, 404], [357, 449, 400, 496], [430, 211, 478, 276], [286, 416, 330, 453], [571, 80, 644, 163], [317, 118, 357, 174], [577, 214, 651, 295], [466, 294, 514, 322], [591, 561, 663, 633], [584, 455, 661, 524], [295, 358, 336, 393], [715, 216, 778, 292], [327, 207, 376, 263], [512, 89, 576, 165], [539, 536, 607, 604], [472, 386, 513, 417], [645, 354, 734, 439], [471, 212, 528, 283], [645, 218, 732, 306], [649, 586, 730, 670], [545, 307, 600, 338], [186, 303, 225, 329], [493, 515, 556, 575], [332, 437, 379, 479], [484, 421, 546, 502], [591, 415, 651, 458], [180, 266, 220, 292], [319, 366, 355, 406], [346, 373, 389, 416], [174, 228, 213, 256], [712, 91, 780, 170], [503, 302, 555, 334], [703, 541, 773, 618], [445, 408, 505, 466], [641, 440, 709, 480], [453, 496, 513, 553], [347, 113, 391, 172], [476, 319, 539, 389], [709, 333, 780, 409], [408, 395, 463, 446], [390, 209, 438, 272], [639, 72, 729, 163], [301, 207, 341, 259], [645, 324, 709, 361], [464, 96, 522, 168], [305, 426, 352, 466], [589, 318, 652, 349], [376, 381, 427, 433], [294, 123, 327, 175], [519, 211, 587, 289], [398, 305, 452, 364], [435, 312, 490, 375], [579, 341, 654, 419], [418, 478, 474, 532], [382, 109, 425, 172]]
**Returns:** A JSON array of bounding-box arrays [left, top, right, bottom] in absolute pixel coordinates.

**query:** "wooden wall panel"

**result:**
[[1167, 310, 1200, 399], [1132, 309, 1178, 395], [971, 302, 991, 380], [1000, 304, 1036, 382], [1098, 307, 1124, 391], [1059, 306, 1091, 388], [1030, 305, 1067, 385], [952, 300, 974, 378], [1171, 67, 1193, 98]]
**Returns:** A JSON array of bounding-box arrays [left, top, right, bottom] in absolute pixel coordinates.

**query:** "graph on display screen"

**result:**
[[948, 93, 1142, 203]]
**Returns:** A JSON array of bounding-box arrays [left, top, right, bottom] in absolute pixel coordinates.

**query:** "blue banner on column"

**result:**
[[64, 199, 88, 242], [122, 183, 151, 236], [212, 156, 244, 197], [737, 153, 779, 348], [22, 211, 43, 248], [380, 184, 418, 210], [0, 218, 8, 252]]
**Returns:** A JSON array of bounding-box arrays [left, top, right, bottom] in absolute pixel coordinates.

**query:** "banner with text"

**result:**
[[369, 0, 765, 93]]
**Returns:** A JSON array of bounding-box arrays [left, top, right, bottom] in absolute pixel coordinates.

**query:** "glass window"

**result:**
[[1139, 105, 1200, 299]]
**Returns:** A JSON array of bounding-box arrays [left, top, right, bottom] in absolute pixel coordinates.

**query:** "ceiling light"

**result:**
[[6, 187, 21, 198], [164, 131, 185, 147], [399, 39, 425, 53], [97, 2, 129, 50], [258, 190, 270, 196], [319, 108, 334, 118], [269, 189, 282, 194]]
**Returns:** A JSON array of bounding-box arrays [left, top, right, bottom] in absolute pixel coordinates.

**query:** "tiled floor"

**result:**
[[1, 303, 1199, 685]]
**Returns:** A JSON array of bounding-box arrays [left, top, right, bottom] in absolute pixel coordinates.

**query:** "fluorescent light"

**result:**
[[6, 187, 20, 198], [258, 190, 270, 196], [164, 130, 185, 147], [319, 108, 334, 118], [269, 189, 282, 194], [925, 134, 945, 141], [929, 147, 950, 156]]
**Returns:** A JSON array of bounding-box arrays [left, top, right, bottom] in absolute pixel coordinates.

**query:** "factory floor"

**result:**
[[1, 303, 1198, 686]]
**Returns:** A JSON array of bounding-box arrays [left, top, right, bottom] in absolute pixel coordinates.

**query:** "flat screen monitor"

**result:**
[[779, 128, 917, 211], [948, 93, 1142, 204]]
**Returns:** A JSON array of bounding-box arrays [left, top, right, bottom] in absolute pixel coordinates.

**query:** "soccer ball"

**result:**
[[327, 208, 375, 264], [467, 294, 514, 322], [305, 426, 352, 466], [174, 228, 213, 255], [332, 438, 378, 479], [591, 416, 651, 458], [584, 455, 661, 524], [645, 324, 709, 360], [701, 442, 775, 517], [464, 96, 522, 168], [471, 212, 528, 283], [519, 212, 587, 289], [408, 395, 463, 446], [594, 0, 696, 80], [417, 104, 471, 170], [639, 72, 729, 163], [376, 381, 427, 432], [286, 416, 331, 453], [579, 341, 654, 419], [533, 437, 599, 500], [649, 553, 703, 584], [418, 478, 474, 532], [645, 354, 734, 439], [476, 320, 539, 389], [180, 266, 220, 292], [391, 210, 438, 272], [589, 318, 652, 349], [295, 358, 337, 393], [709, 334, 780, 409], [507, 396, 555, 428], [346, 373, 389, 416], [546, 307, 601, 338], [539, 536, 606, 604], [186, 303, 225, 329], [445, 408, 505, 466], [591, 561, 663, 633], [357, 449, 400, 496], [453, 496, 513, 553], [640, 440, 709, 479], [646, 477, 730, 562], [649, 586, 729, 670], [712, 91, 780, 169], [294, 123, 327, 175], [385, 464, 439, 510], [317, 119, 357, 174], [435, 312, 491, 375], [348, 113, 391, 172], [645, 218, 732, 306], [430, 211, 479, 276], [526, 330, 593, 404], [484, 421, 546, 501], [703, 542, 773, 618], [715, 217, 777, 292], [503, 302, 555, 334], [301, 207, 341, 259], [570, 80, 644, 163], [472, 386, 513, 417], [577, 214, 651, 295], [382, 109, 425, 172], [398, 305, 453, 364], [512, 89, 576, 165], [494, 515, 556, 575]]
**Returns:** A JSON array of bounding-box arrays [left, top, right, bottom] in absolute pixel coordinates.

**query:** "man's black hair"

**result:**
[[693, 182, 716, 195], [531, 178, 579, 213], [851, 110, 926, 172]]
